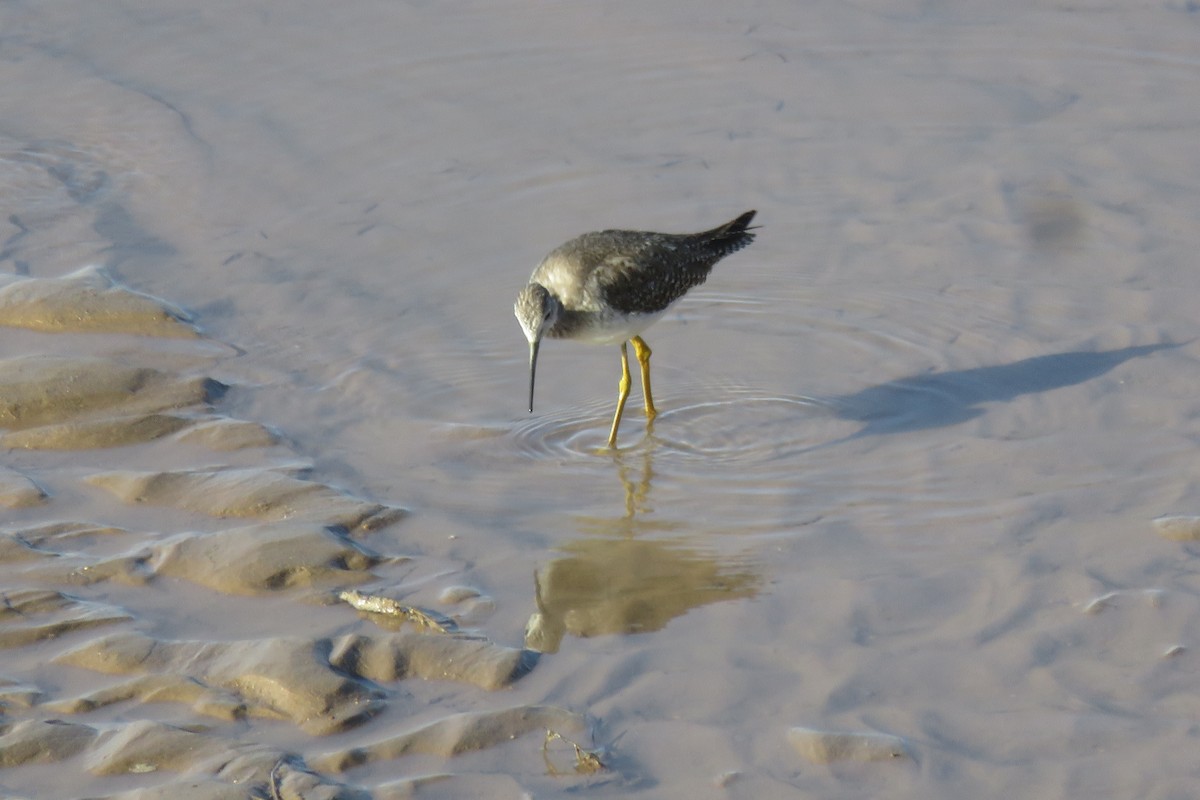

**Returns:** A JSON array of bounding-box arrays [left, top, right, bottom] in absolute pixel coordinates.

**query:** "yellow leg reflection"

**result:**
[[615, 441, 654, 520], [606, 341, 632, 448], [630, 335, 657, 421]]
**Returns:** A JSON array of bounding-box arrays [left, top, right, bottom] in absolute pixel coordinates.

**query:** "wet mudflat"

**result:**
[[2, 1, 1200, 798]]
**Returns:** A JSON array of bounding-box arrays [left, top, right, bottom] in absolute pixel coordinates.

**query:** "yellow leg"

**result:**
[[631, 335, 657, 421], [606, 341, 632, 448]]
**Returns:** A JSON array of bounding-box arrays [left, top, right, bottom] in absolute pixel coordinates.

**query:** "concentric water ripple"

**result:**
[[509, 384, 848, 463]]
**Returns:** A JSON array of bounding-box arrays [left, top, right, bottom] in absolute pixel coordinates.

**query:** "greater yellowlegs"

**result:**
[[514, 210, 758, 447]]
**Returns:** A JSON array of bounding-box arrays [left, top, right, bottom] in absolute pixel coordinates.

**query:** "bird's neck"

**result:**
[[546, 298, 589, 339]]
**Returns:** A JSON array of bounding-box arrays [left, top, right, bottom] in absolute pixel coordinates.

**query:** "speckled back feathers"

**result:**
[[530, 210, 757, 317]]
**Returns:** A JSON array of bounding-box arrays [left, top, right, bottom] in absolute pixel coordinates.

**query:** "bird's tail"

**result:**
[[699, 209, 758, 255]]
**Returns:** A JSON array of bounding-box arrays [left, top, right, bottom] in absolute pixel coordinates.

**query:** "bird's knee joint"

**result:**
[[632, 337, 652, 360]]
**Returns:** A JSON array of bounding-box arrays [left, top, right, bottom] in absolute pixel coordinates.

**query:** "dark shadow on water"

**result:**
[[831, 342, 1178, 440]]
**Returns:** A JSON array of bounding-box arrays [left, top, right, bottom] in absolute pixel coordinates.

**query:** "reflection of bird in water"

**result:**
[[522, 441, 760, 654], [614, 444, 654, 521], [514, 211, 758, 447], [523, 536, 761, 654]]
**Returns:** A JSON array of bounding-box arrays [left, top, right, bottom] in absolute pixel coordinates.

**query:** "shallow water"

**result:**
[[3, 1, 1200, 798]]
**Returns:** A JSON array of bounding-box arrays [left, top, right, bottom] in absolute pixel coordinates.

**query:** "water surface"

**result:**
[[2, 1, 1200, 797]]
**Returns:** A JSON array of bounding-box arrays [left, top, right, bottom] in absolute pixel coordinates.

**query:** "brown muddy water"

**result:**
[[2, 2, 1200, 798]]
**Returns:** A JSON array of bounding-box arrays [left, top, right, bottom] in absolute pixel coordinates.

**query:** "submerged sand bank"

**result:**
[[0, 269, 583, 798]]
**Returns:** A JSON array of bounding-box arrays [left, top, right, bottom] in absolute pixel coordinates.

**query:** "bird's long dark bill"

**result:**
[[527, 340, 540, 413]]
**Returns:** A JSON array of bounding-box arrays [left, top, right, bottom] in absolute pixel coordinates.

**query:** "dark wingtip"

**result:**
[[735, 209, 756, 225], [731, 210, 758, 232], [711, 210, 759, 253]]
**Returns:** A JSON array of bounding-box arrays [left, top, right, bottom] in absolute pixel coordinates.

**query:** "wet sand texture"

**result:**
[[313, 705, 585, 772], [86, 467, 406, 532], [6, 521, 388, 593], [172, 416, 280, 450], [327, 632, 537, 690], [51, 632, 386, 734], [0, 265, 197, 337], [0, 325, 274, 451], [0, 718, 363, 797], [0, 711, 582, 798], [1152, 515, 1200, 541], [787, 726, 909, 764], [0, 589, 131, 649], [0, 354, 221, 434], [0, 466, 47, 508], [150, 523, 388, 594], [0, 719, 96, 766], [0, 265, 562, 797]]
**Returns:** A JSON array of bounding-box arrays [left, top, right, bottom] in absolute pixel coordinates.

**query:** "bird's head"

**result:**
[[514, 283, 559, 345], [514, 283, 561, 413]]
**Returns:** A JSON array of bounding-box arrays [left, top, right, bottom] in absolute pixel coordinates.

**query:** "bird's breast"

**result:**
[[551, 310, 665, 344]]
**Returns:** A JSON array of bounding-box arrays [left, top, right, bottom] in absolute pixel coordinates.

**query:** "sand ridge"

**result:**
[[0, 265, 582, 797]]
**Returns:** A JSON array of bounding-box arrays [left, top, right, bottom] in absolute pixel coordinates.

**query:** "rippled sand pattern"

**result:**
[[0, 271, 566, 796]]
